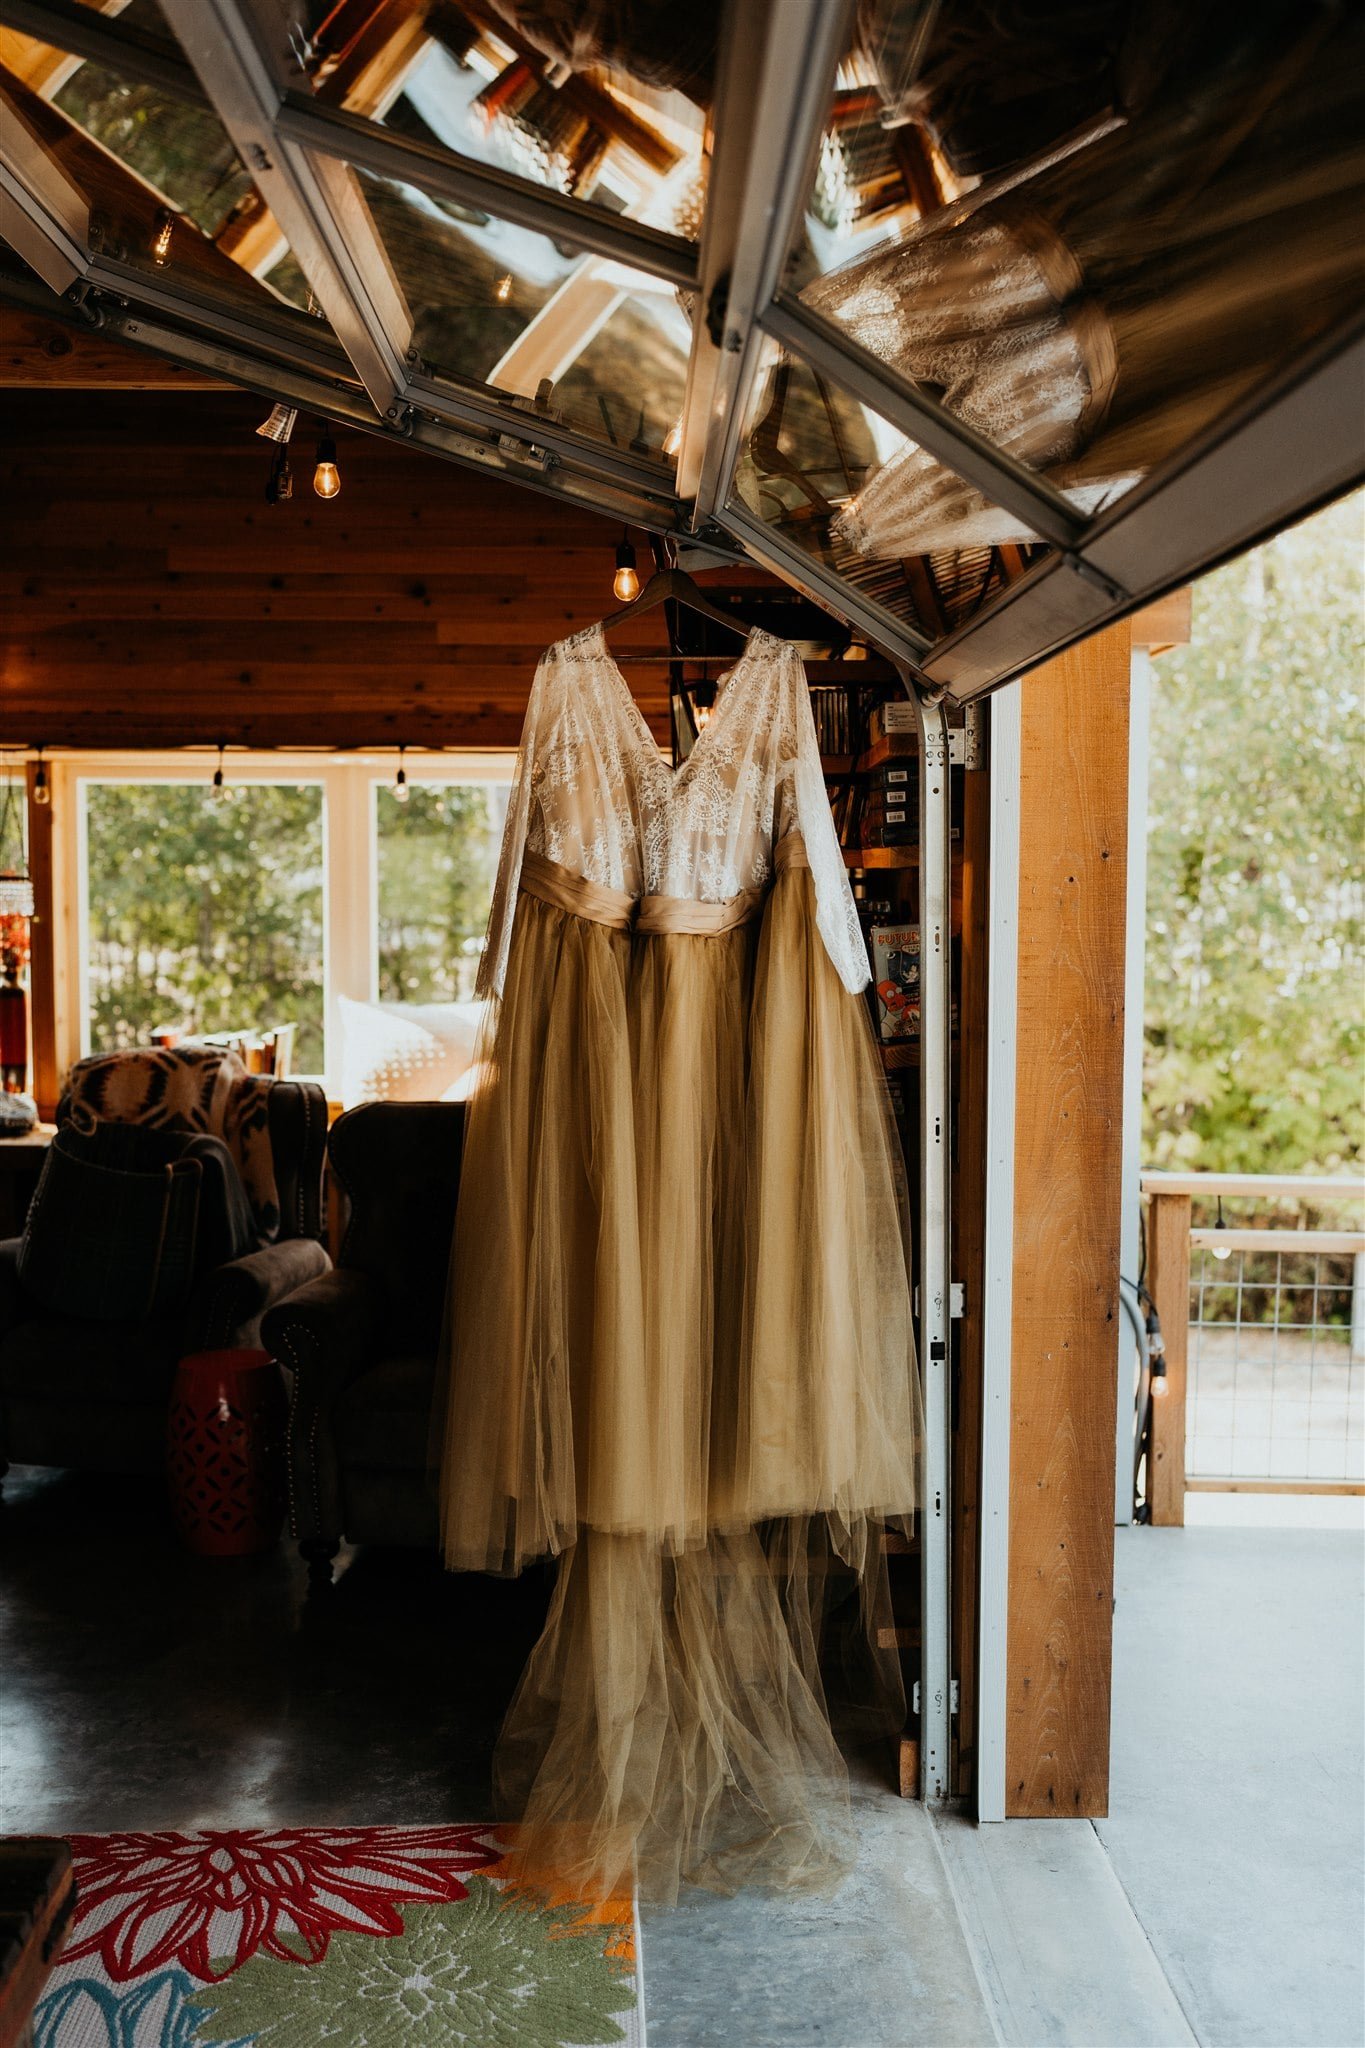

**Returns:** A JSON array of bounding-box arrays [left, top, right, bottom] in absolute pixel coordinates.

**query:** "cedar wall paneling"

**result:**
[[1006, 624, 1129, 1817], [0, 390, 760, 750]]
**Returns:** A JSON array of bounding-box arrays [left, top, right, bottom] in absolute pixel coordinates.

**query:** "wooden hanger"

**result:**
[[599, 567, 752, 661]]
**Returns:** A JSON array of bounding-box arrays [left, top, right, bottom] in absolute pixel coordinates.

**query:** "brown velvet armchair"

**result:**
[[0, 1059, 329, 1492], [260, 1101, 465, 1584]]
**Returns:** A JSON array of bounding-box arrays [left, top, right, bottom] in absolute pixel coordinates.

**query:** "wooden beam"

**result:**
[[1006, 621, 1130, 1819], [24, 756, 56, 1121], [0, 307, 224, 388], [1129, 588, 1192, 654]]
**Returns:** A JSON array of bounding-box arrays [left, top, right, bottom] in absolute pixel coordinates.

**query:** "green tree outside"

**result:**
[[1144, 492, 1365, 1176], [85, 782, 325, 1071], [375, 782, 506, 1003]]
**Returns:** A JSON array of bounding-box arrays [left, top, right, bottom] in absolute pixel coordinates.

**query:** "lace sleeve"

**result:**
[[475, 652, 551, 1001], [784, 648, 871, 995]]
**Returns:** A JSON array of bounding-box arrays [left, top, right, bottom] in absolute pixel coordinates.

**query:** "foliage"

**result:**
[[86, 783, 325, 1071], [376, 783, 506, 1004], [1144, 492, 1365, 1175]]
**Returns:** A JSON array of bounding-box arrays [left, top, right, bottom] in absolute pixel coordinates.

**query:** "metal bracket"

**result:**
[[915, 1282, 965, 1319], [1062, 549, 1128, 603], [913, 1681, 961, 1716], [952, 702, 986, 770]]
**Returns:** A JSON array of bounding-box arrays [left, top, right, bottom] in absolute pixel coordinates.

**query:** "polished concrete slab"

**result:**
[[0, 1464, 546, 1835], [641, 1771, 997, 2048], [1099, 1525, 1365, 2048], [4, 1469, 1360, 2047]]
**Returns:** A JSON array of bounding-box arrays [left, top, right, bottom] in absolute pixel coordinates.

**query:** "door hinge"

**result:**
[[912, 1680, 961, 1716]]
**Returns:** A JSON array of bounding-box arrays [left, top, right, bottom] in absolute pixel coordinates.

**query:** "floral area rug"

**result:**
[[34, 1826, 645, 2048]]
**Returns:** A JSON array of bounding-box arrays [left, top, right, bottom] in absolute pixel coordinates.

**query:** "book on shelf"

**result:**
[[868, 702, 918, 746], [870, 922, 921, 1042]]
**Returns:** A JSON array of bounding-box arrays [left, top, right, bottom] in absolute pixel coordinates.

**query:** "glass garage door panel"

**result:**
[[731, 335, 1049, 641], [355, 167, 689, 460], [315, 2, 712, 237], [792, 0, 1365, 529], [0, 21, 322, 319]]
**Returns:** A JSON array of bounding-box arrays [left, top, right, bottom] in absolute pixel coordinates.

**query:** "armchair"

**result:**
[[0, 1052, 329, 1492], [261, 1101, 465, 1583]]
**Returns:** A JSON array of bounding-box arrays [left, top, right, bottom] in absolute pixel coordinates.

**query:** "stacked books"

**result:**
[[861, 757, 917, 846]]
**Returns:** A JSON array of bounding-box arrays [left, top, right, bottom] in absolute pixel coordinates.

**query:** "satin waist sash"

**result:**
[[519, 835, 810, 937]]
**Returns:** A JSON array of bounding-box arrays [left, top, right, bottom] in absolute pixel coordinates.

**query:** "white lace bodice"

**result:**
[[478, 624, 869, 998]]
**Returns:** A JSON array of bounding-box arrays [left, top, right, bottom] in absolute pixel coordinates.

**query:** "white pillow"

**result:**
[[336, 996, 485, 1108]]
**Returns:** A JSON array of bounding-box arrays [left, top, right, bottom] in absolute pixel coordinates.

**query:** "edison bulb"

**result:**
[[495, 273, 513, 303], [613, 562, 640, 602], [313, 435, 341, 498]]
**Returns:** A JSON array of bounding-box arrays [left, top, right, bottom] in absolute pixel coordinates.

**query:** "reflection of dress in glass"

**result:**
[[803, 0, 1365, 557], [436, 625, 921, 1902]]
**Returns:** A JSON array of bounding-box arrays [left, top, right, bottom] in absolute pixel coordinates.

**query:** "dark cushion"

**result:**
[[333, 1354, 437, 1471], [329, 1104, 465, 1351]]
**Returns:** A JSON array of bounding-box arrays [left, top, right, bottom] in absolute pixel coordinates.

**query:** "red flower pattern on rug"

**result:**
[[61, 1826, 503, 1983]]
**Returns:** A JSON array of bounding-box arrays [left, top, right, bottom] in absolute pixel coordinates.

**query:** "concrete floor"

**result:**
[[1100, 1524, 1365, 2048], [2, 1470, 1361, 2046]]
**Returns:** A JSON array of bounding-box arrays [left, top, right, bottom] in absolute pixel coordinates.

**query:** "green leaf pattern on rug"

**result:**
[[185, 1878, 636, 2048]]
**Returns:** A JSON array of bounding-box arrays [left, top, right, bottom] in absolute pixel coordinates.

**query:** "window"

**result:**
[[375, 782, 509, 1004], [83, 781, 326, 1071], [63, 754, 512, 1090]]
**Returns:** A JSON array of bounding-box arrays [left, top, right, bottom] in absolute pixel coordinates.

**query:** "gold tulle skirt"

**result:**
[[436, 848, 922, 1902]]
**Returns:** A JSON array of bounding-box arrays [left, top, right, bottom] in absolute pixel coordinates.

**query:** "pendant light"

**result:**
[[613, 531, 640, 602], [31, 749, 50, 809], [394, 746, 409, 803], [313, 434, 341, 499], [211, 743, 229, 801]]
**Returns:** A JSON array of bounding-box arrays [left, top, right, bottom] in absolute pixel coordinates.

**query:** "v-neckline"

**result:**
[[588, 621, 764, 784]]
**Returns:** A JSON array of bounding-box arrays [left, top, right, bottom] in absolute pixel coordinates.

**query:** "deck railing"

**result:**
[[1141, 1172, 1365, 1525]]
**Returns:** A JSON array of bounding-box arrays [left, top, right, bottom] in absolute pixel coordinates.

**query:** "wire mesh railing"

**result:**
[[1140, 1175, 1365, 1521], [1187, 1238, 1360, 1487]]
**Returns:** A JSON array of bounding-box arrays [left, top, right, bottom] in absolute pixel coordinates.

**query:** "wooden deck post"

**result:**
[[1005, 623, 1130, 1819], [1146, 1190, 1191, 1527]]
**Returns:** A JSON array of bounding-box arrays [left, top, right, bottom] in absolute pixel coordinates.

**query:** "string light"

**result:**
[[211, 743, 228, 801], [151, 208, 175, 266], [1212, 1194, 1233, 1260], [495, 273, 513, 303], [613, 531, 639, 603], [31, 749, 50, 809], [394, 746, 409, 804], [313, 434, 341, 499]]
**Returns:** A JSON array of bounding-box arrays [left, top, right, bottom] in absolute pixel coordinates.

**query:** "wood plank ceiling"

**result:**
[[0, 346, 878, 751]]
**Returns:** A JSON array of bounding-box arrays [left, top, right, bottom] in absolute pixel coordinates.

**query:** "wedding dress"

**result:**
[[436, 624, 921, 1902]]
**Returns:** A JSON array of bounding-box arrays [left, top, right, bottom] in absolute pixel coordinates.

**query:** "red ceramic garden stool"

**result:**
[[166, 1349, 287, 1556]]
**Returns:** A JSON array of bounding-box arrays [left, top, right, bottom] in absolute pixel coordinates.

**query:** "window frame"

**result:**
[[53, 748, 513, 1095]]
